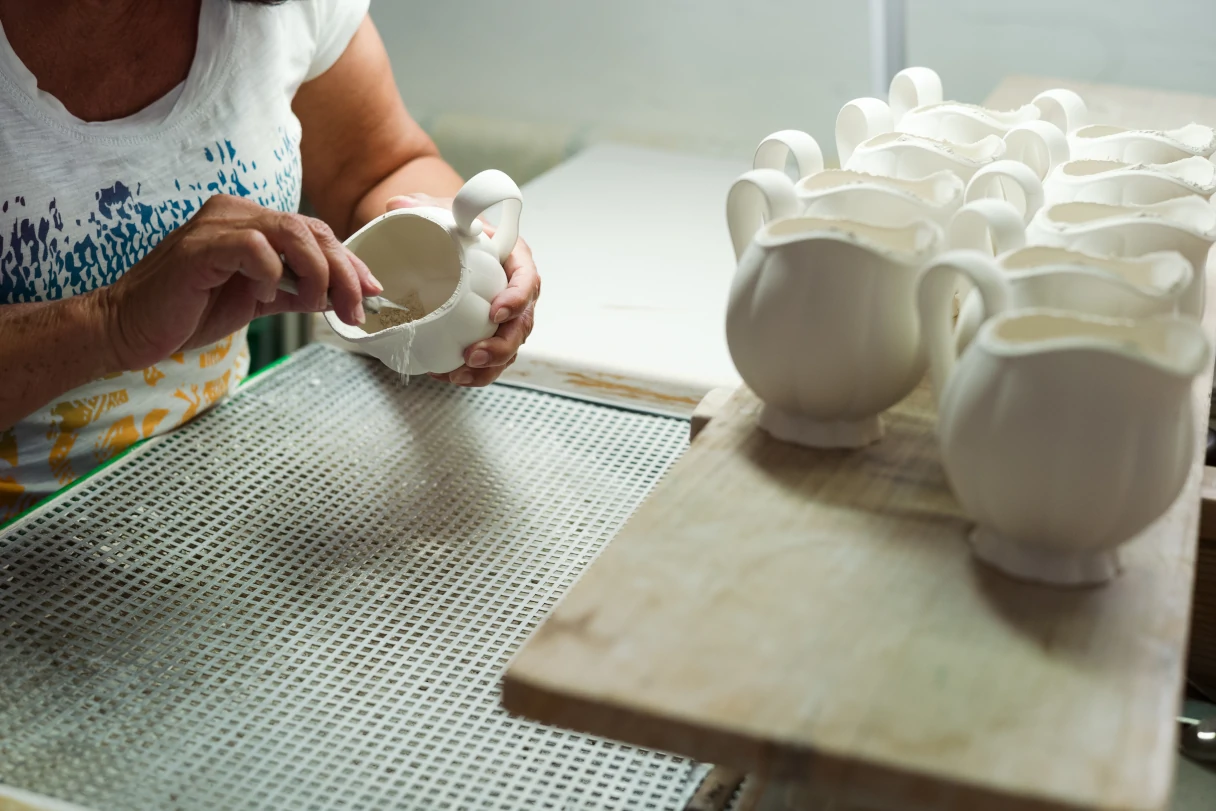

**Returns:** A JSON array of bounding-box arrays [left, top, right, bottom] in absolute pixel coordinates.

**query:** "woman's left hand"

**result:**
[[384, 194, 539, 386]]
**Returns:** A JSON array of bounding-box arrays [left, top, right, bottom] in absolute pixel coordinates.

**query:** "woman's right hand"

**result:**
[[98, 194, 382, 371]]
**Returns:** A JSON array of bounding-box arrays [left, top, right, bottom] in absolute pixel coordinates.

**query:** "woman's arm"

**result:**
[[292, 16, 541, 388], [0, 292, 118, 430], [0, 196, 378, 431], [293, 17, 465, 237]]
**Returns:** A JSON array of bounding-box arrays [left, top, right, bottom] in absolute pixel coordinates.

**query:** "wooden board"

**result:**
[[502, 77, 1216, 811], [984, 75, 1216, 131]]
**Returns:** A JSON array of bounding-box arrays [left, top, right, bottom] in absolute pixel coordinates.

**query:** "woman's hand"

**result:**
[[102, 194, 382, 371], [385, 194, 540, 387]]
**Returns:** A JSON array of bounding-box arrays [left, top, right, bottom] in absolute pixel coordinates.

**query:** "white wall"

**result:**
[[370, 0, 1216, 167], [909, 1, 1216, 104], [369, 0, 869, 162]]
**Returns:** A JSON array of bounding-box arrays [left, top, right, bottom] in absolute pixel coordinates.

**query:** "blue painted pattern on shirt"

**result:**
[[0, 127, 301, 304]]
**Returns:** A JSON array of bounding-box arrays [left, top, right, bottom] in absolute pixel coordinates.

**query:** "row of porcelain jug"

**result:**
[[725, 66, 1216, 587]]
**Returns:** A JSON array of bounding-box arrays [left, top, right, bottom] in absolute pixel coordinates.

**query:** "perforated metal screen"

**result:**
[[0, 344, 707, 811]]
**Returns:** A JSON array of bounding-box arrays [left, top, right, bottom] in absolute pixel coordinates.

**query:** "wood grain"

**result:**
[[502, 78, 1216, 811]]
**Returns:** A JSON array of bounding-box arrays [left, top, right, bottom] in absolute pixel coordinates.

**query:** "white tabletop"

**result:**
[[499, 143, 749, 416]]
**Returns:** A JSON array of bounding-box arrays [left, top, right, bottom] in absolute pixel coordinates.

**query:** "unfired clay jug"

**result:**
[[1025, 196, 1216, 317], [839, 121, 1067, 185], [323, 170, 521, 375], [753, 130, 964, 227], [1068, 123, 1216, 164], [915, 285, 1211, 585], [1043, 157, 1216, 206], [754, 131, 1047, 228], [923, 245, 1194, 352], [854, 65, 1087, 145], [725, 169, 942, 448]]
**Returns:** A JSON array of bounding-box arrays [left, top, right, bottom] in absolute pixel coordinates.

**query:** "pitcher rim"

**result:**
[[977, 308, 1211, 379]]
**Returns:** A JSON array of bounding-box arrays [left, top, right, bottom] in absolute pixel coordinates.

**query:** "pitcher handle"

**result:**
[[889, 67, 943, 125], [1032, 88, 1089, 134], [963, 160, 1045, 224], [1002, 120, 1069, 181], [726, 169, 800, 262], [836, 97, 894, 168], [949, 198, 1027, 256], [453, 169, 523, 264], [754, 130, 825, 181], [916, 250, 1012, 405]]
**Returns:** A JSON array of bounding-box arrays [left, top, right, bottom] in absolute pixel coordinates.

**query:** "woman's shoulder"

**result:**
[[238, 0, 371, 84]]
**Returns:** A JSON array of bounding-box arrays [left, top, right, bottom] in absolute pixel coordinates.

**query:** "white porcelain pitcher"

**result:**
[[915, 290, 1211, 585], [839, 120, 1068, 184], [753, 131, 1044, 228], [861, 65, 1088, 143], [323, 170, 521, 375], [725, 168, 943, 448], [921, 245, 1194, 353], [1043, 157, 1216, 206], [1025, 197, 1216, 317], [1068, 123, 1216, 164]]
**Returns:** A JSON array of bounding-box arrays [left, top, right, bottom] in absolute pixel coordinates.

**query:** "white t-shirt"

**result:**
[[0, 0, 370, 521]]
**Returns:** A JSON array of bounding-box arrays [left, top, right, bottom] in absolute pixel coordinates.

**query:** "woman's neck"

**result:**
[[0, 0, 203, 122]]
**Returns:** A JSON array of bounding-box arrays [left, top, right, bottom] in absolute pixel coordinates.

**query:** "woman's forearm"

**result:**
[[0, 289, 120, 430], [349, 154, 465, 234]]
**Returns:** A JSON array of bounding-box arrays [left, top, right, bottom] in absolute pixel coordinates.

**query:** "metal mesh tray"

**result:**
[[0, 344, 706, 810]]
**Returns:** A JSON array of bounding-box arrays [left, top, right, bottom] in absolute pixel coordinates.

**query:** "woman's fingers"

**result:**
[[304, 216, 365, 325], [254, 212, 331, 314], [196, 228, 283, 304], [446, 354, 517, 387], [347, 247, 383, 298], [465, 304, 534, 369], [491, 240, 539, 324]]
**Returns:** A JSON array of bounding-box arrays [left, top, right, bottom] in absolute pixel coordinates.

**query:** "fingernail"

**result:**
[[355, 303, 366, 324], [468, 350, 490, 368], [452, 370, 473, 386], [493, 307, 511, 324], [368, 274, 384, 295]]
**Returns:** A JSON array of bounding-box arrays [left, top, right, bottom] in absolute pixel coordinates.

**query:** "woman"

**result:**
[[0, 0, 540, 520]]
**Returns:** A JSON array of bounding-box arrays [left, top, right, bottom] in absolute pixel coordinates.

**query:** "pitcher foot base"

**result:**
[[969, 527, 1121, 587], [758, 405, 883, 449]]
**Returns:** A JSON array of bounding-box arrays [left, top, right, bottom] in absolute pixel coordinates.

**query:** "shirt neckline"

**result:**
[[0, 0, 236, 141]]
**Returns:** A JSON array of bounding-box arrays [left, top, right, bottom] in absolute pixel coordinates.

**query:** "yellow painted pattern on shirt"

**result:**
[[171, 368, 232, 429], [142, 408, 170, 437], [199, 334, 233, 368], [93, 405, 170, 465], [5, 331, 247, 518], [46, 390, 129, 486], [143, 365, 165, 387]]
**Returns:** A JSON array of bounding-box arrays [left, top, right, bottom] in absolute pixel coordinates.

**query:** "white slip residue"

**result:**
[[387, 322, 417, 387]]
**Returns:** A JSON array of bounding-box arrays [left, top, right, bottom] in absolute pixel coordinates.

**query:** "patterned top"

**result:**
[[0, 0, 370, 520]]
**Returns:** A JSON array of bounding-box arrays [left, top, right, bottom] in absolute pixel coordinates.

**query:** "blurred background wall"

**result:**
[[370, 0, 1216, 181]]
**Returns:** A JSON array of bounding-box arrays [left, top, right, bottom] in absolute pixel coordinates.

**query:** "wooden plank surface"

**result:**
[[502, 77, 1216, 811], [984, 75, 1216, 131]]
